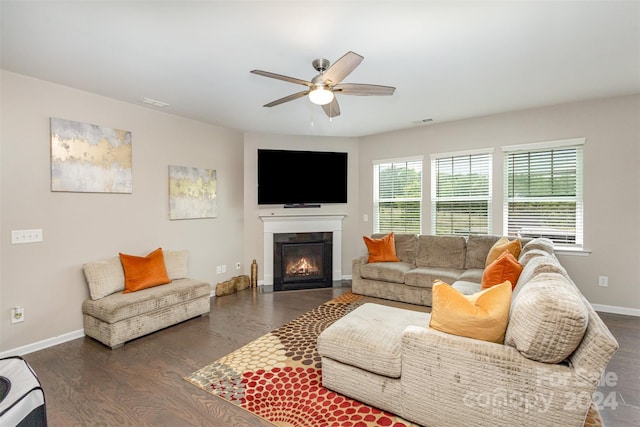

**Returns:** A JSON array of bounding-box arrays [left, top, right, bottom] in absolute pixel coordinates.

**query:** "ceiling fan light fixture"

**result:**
[[308, 87, 334, 105]]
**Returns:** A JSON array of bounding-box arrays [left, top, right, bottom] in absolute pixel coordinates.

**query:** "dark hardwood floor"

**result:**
[[22, 285, 639, 427]]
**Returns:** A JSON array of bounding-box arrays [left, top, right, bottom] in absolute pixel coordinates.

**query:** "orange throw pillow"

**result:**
[[481, 250, 523, 290], [363, 232, 400, 263], [119, 248, 171, 293], [485, 236, 522, 266], [429, 280, 512, 344]]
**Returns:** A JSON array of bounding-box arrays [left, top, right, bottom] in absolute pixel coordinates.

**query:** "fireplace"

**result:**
[[260, 214, 345, 287], [273, 232, 332, 291]]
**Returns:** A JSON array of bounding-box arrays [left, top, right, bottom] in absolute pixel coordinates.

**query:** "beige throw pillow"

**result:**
[[486, 237, 522, 266], [83, 257, 125, 300]]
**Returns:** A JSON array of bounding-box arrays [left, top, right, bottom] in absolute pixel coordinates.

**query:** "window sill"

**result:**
[[555, 248, 591, 257]]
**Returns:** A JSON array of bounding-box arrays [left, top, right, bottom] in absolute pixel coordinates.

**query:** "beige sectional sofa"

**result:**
[[82, 250, 211, 349], [320, 235, 619, 426], [352, 233, 532, 306]]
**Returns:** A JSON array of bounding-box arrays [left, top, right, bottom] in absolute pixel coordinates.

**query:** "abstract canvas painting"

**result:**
[[50, 117, 132, 193], [169, 165, 217, 220]]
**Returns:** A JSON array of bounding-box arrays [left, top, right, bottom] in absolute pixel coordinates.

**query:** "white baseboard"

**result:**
[[592, 304, 640, 317], [0, 329, 85, 358]]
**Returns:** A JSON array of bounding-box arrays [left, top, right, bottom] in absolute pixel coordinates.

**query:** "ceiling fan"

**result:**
[[250, 51, 395, 118]]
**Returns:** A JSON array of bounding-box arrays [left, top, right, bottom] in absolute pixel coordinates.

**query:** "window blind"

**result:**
[[431, 151, 492, 236], [373, 158, 422, 234], [504, 144, 583, 247]]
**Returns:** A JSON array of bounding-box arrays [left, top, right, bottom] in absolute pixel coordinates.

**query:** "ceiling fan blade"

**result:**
[[321, 51, 364, 85], [263, 90, 309, 107], [333, 83, 396, 96], [251, 70, 312, 87], [322, 97, 341, 118]]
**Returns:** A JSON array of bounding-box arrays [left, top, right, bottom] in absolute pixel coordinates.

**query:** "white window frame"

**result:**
[[373, 156, 423, 234], [502, 138, 585, 250], [430, 148, 493, 236]]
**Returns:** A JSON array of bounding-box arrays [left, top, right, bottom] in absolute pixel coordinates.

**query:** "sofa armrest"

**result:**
[[352, 255, 368, 277], [353, 255, 369, 266], [400, 326, 595, 427]]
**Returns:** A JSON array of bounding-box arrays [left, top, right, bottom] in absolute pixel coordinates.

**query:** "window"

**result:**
[[503, 138, 584, 248], [373, 157, 423, 234], [431, 150, 493, 236]]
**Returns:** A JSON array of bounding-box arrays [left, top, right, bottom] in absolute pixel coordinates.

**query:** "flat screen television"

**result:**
[[258, 149, 348, 206]]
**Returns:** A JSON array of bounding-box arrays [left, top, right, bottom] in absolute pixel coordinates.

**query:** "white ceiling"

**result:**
[[1, 1, 639, 137]]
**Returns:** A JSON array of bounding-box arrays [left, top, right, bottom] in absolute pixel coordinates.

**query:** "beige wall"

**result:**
[[1, 71, 245, 352], [2, 70, 637, 354], [242, 133, 360, 281], [358, 94, 640, 310]]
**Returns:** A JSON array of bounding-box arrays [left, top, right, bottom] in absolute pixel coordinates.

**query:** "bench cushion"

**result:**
[[83, 250, 190, 300], [82, 278, 210, 324]]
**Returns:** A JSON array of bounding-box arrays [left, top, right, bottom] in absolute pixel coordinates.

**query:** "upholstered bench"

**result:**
[[82, 249, 211, 349], [317, 303, 429, 414]]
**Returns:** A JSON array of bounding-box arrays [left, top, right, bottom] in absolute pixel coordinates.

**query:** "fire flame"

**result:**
[[287, 257, 319, 276]]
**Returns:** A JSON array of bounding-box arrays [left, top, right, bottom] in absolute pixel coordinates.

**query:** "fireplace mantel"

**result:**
[[260, 213, 346, 286]]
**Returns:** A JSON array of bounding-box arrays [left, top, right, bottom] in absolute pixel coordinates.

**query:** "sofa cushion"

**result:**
[[416, 235, 466, 269], [119, 248, 171, 293], [360, 262, 413, 284], [404, 267, 463, 288], [457, 268, 483, 283], [521, 237, 555, 257], [429, 280, 512, 344], [364, 233, 400, 263], [451, 280, 482, 295], [317, 303, 430, 378], [83, 256, 126, 300], [505, 272, 588, 363], [464, 235, 502, 269], [518, 248, 551, 267], [481, 251, 523, 290], [372, 233, 417, 264], [163, 250, 189, 280], [485, 237, 522, 266], [511, 255, 569, 309], [82, 278, 211, 324]]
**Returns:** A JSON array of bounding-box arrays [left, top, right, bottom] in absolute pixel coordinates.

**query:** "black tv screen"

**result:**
[[258, 149, 348, 206]]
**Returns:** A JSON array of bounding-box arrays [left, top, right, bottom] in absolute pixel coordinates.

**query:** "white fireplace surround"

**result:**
[[260, 213, 346, 286]]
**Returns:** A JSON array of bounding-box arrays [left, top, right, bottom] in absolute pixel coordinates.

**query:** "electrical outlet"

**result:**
[[221, 264, 227, 273], [216, 266, 222, 274], [11, 306, 24, 324], [11, 229, 43, 244], [598, 276, 609, 287], [235, 262, 241, 270]]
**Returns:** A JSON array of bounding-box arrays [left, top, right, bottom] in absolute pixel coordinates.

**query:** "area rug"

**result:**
[[185, 291, 603, 427]]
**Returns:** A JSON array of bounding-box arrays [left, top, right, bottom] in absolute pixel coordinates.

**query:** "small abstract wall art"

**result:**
[[50, 117, 132, 193], [169, 165, 217, 220]]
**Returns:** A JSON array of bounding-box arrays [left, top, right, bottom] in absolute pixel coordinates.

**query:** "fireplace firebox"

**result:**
[[273, 232, 332, 291]]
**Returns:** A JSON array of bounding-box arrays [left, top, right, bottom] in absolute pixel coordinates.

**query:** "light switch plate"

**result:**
[[11, 229, 43, 244]]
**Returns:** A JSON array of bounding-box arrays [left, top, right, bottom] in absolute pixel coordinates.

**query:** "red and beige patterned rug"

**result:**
[[184, 291, 603, 427]]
